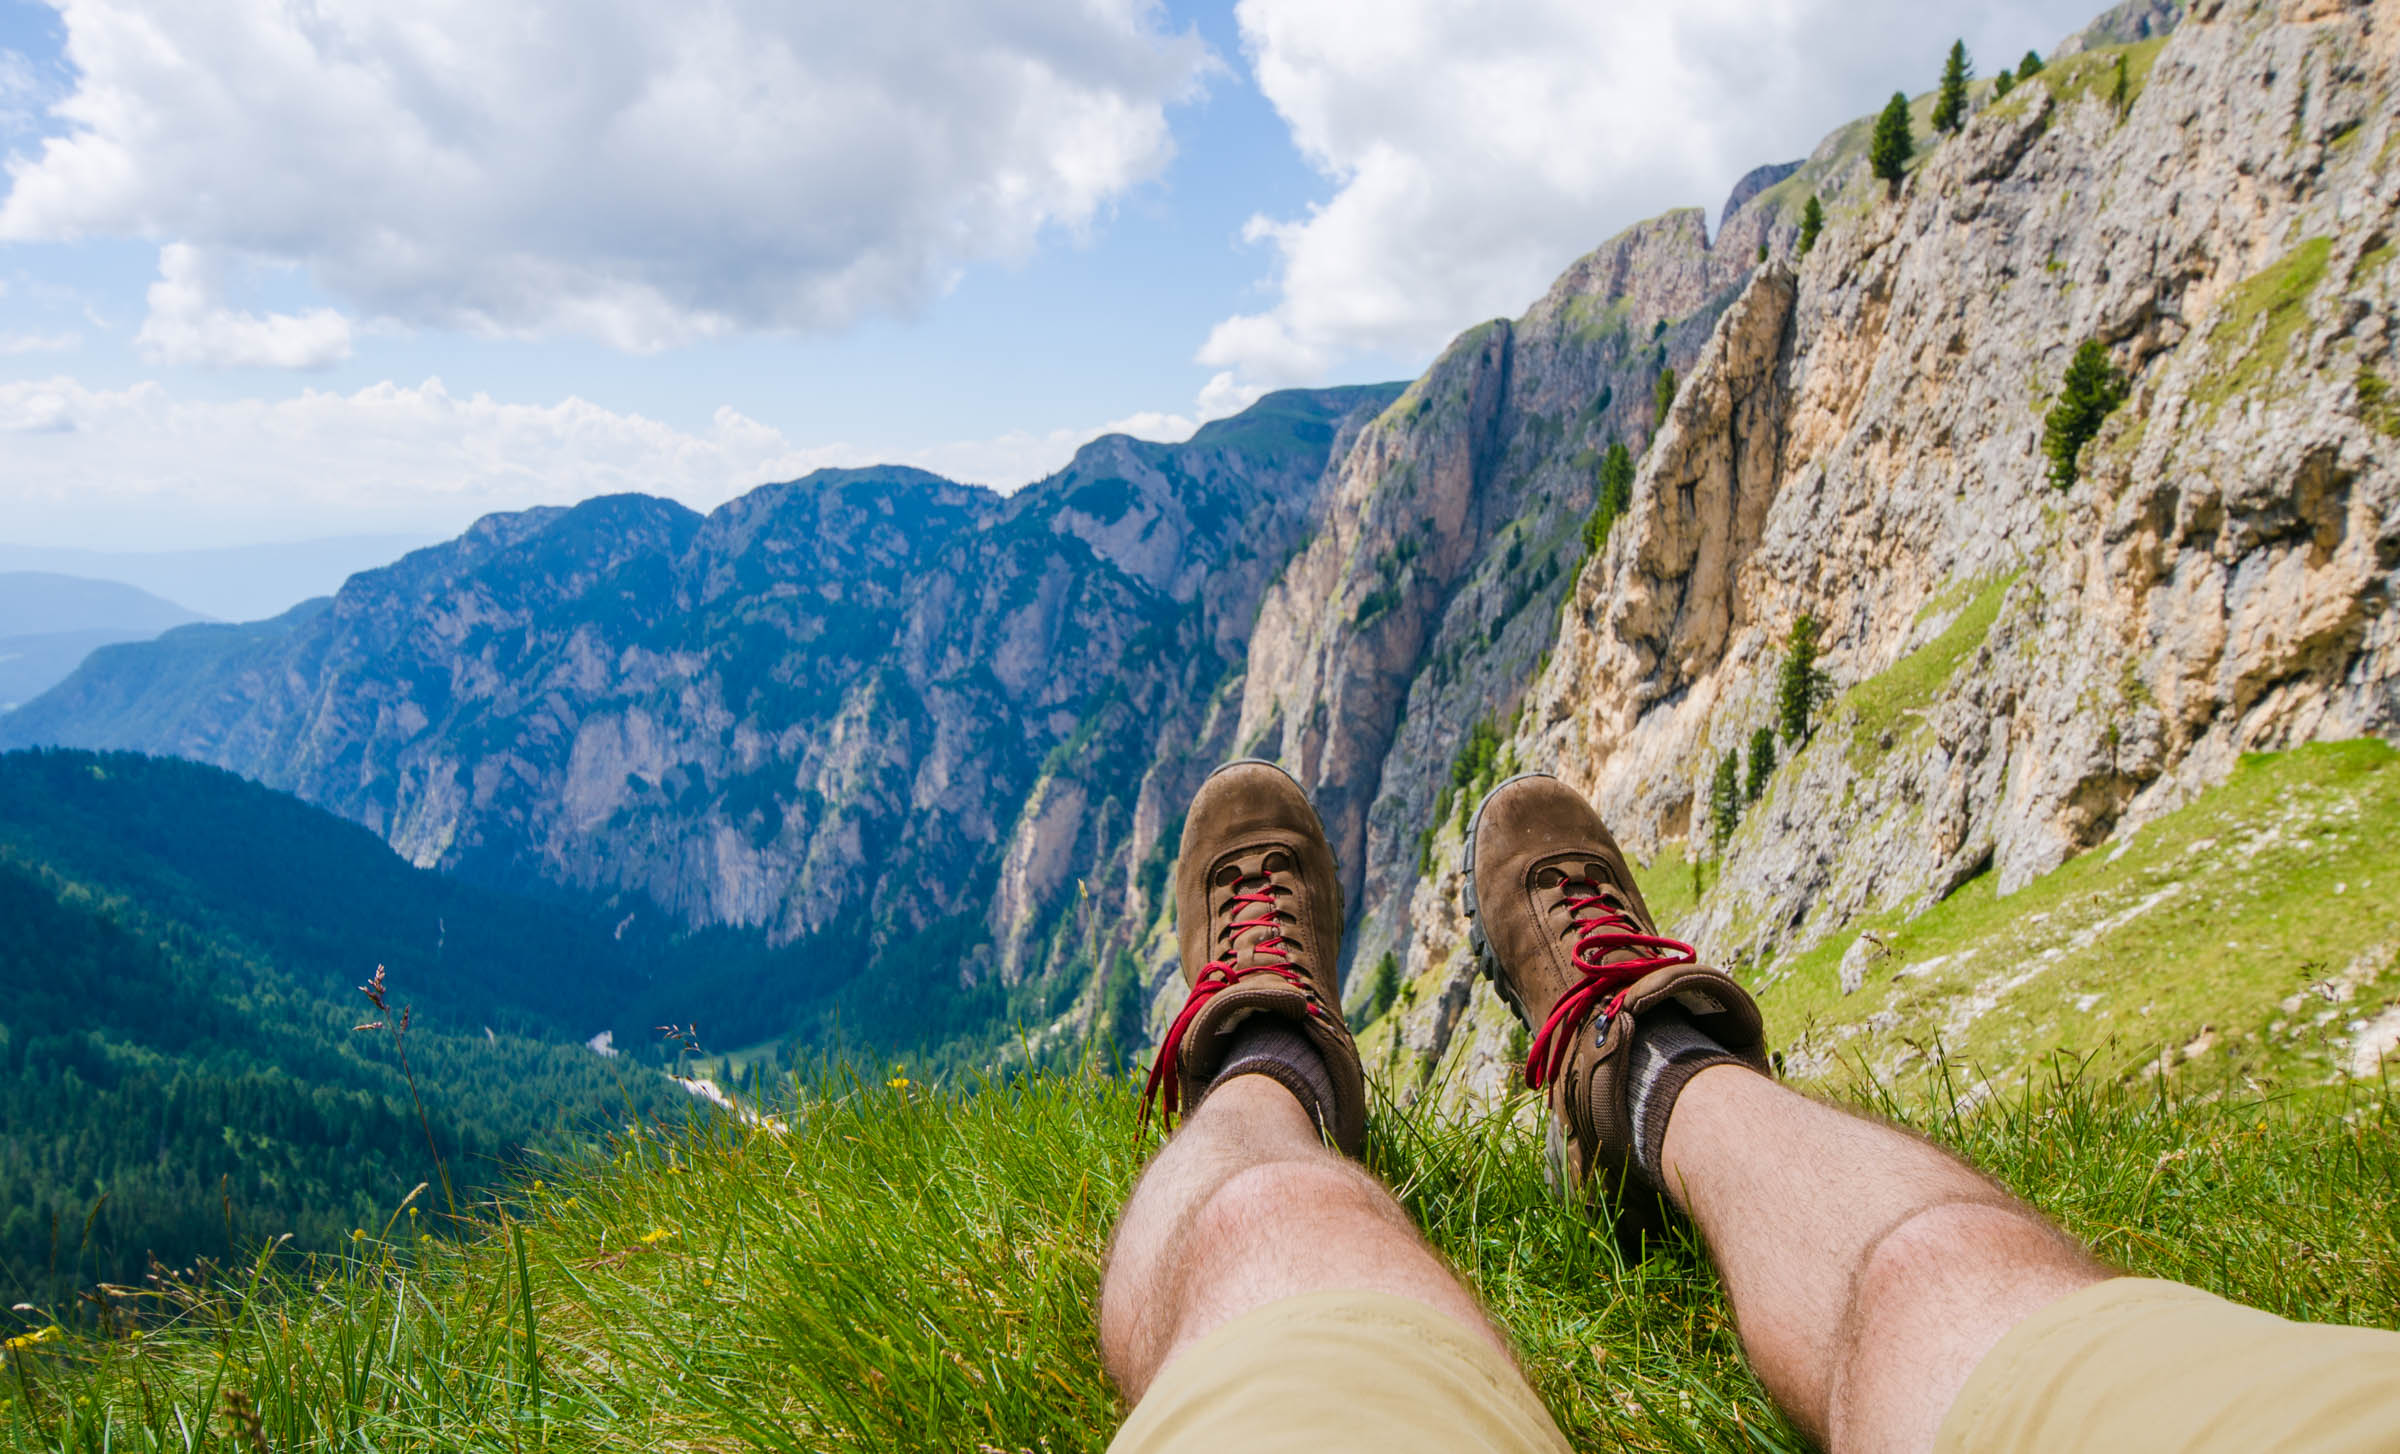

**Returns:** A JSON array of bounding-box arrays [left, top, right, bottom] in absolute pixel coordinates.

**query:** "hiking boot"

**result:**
[[1141, 759, 1367, 1155], [1463, 773, 1769, 1240]]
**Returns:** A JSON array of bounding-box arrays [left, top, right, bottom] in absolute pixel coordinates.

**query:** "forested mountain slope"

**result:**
[[0, 749, 686, 1306]]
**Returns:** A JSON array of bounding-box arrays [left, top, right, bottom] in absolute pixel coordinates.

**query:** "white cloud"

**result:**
[[134, 243, 351, 368], [0, 329, 77, 354], [1207, 0, 2109, 385], [1196, 369, 1268, 420], [2, 0, 1210, 349], [0, 47, 45, 132], [0, 374, 1204, 549]]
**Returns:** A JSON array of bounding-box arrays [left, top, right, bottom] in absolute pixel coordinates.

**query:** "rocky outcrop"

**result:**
[[1200, 196, 1788, 1003], [1375, 0, 2400, 1103]]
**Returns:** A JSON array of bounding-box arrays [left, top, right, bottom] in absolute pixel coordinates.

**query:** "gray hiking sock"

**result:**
[[1626, 1005, 1748, 1190], [1211, 1015, 1339, 1139]]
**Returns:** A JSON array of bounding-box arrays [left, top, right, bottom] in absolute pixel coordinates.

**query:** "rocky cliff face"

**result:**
[[2, 393, 1408, 1042], [1371, 0, 2400, 1105], [1212, 201, 1785, 1000]]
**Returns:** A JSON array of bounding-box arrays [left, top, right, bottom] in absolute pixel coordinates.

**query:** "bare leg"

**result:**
[[1660, 1065, 2107, 1454], [1099, 1074, 1506, 1399]]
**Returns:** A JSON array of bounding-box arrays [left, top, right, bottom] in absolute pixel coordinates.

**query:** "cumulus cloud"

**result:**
[[1206, 0, 2107, 385], [134, 243, 351, 368], [0, 375, 1201, 549], [1, 0, 1210, 348]]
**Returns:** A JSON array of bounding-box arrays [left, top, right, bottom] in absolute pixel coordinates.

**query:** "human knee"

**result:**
[[1187, 1156, 1397, 1250], [1847, 1198, 2095, 1334]]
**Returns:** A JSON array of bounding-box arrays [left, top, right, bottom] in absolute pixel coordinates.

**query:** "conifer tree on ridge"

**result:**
[[1871, 92, 1913, 195], [1933, 40, 1972, 133]]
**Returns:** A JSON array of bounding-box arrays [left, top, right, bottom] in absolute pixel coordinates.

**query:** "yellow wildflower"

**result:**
[[4, 1325, 61, 1350], [639, 1227, 674, 1245]]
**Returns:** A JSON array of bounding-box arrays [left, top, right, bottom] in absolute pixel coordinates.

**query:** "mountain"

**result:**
[[10, 3, 2395, 1103], [1371, 0, 2400, 1105], [0, 379, 1622, 1051], [0, 748, 690, 1305], [3, 228, 1775, 1057], [0, 572, 203, 638], [0, 534, 438, 624], [0, 571, 206, 712]]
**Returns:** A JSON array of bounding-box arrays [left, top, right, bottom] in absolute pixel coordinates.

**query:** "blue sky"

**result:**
[[0, 0, 2112, 550]]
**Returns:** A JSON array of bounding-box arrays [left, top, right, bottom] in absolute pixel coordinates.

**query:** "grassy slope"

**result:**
[[6, 1070, 2391, 1452], [1759, 740, 2400, 1097]]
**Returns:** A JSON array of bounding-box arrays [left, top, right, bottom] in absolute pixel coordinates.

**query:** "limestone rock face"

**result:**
[[1219, 202, 1773, 998], [1377, 0, 2400, 1103]]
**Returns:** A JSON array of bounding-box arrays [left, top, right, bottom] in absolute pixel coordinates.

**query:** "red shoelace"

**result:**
[[1524, 875, 1696, 1089], [1140, 869, 1325, 1136]]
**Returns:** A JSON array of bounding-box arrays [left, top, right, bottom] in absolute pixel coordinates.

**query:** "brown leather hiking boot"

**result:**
[[1141, 759, 1367, 1155], [1464, 773, 1769, 1239]]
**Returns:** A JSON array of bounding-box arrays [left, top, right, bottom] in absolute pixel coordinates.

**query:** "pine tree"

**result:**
[[1798, 194, 1824, 255], [2111, 54, 2130, 115], [1654, 365, 1678, 426], [1095, 948, 1149, 1071], [1360, 951, 1401, 1025], [1744, 726, 1777, 802], [1582, 439, 1635, 554], [1870, 92, 1913, 194], [1709, 750, 1742, 853], [1933, 41, 1972, 133], [1994, 69, 2015, 99], [1778, 614, 1828, 745], [2018, 50, 2044, 80], [2043, 340, 2130, 490]]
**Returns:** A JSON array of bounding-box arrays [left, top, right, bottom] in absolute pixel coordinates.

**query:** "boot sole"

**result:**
[[1460, 770, 1560, 1035]]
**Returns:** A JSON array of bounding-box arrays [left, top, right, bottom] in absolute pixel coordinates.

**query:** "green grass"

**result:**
[[2190, 236, 2334, 417], [1760, 741, 2400, 1096], [2357, 236, 2394, 281], [1634, 840, 1702, 931], [1563, 292, 1635, 346], [2360, 368, 2400, 439], [1841, 575, 2016, 770], [1988, 37, 2168, 124], [7, 1065, 2393, 1453]]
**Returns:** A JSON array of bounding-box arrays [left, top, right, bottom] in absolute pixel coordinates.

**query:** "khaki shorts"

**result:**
[[1939, 1277, 2400, 1454], [1108, 1289, 1569, 1453], [1112, 1280, 2400, 1454]]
